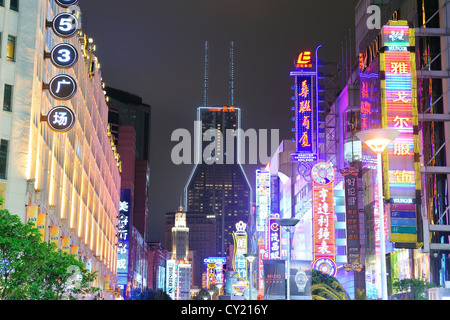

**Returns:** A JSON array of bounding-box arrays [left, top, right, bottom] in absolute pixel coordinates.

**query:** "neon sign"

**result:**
[[290, 48, 320, 162], [296, 51, 312, 69], [380, 21, 419, 244], [256, 170, 270, 232], [232, 221, 248, 285], [166, 260, 176, 300], [116, 189, 131, 286], [268, 214, 281, 260], [311, 162, 336, 277], [204, 257, 226, 288], [296, 76, 314, 154]]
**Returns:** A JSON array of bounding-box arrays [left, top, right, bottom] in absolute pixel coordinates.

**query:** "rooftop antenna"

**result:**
[[203, 41, 209, 108], [229, 41, 235, 106]]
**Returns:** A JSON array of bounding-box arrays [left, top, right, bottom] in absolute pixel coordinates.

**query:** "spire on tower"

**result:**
[[203, 41, 209, 108], [229, 41, 235, 106]]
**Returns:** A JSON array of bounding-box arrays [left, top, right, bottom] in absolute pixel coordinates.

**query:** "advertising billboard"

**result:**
[[290, 50, 319, 162], [380, 21, 420, 244], [341, 167, 361, 265], [232, 221, 248, 284], [295, 75, 314, 154], [288, 260, 312, 299], [263, 260, 286, 300], [166, 260, 176, 300], [311, 162, 337, 277], [268, 214, 282, 260], [117, 188, 131, 286], [204, 257, 226, 288], [256, 169, 271, 232]]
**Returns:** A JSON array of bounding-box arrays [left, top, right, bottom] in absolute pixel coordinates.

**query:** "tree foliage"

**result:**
[[311, 269, 351, 300], [392, 278, 435, 300], [0, 197, 99, 300], [192, 287, 217, 300], [131, 288, 172, 300]]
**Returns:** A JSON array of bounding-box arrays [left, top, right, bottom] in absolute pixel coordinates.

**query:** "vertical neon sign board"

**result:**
[[232, 221, 248, 282], [166, 260, 176, 300], [290, 50, 318, 162], [311, 162, 336, 277], [268, 214, 282, 260], [296, 75, 314, 154], [117, 188, 131, 286], [256, 170, 271, 232], [380, 21, 420, 243]]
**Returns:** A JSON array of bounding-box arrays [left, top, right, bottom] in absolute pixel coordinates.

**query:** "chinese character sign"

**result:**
[[268, 214, 282, 260], [232, 221, 248, 282], [256, 170, 271, 232], [166, 260, 176, 300], [381, 21, 419, 244], [296, 76, 314, 154], [341, 168, 361, 265], [116, 188, 131, 285], [311, 162, 336, 277]]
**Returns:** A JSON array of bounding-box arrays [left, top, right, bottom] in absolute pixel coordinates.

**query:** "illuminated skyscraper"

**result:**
[[184, 106, 252, 259]]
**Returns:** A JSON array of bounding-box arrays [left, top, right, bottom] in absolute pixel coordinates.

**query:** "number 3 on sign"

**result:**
[[50, 43, 78, 69]]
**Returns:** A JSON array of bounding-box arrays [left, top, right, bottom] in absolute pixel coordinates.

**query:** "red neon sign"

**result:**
[[296, 51, 312, 69]]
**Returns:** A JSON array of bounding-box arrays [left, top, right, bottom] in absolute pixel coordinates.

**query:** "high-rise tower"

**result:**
[[184, 43, 252, 266]]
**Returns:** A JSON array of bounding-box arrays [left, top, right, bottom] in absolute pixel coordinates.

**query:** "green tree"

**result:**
[[0, 196, 99, 300], [392, 278, 435, 300], [131, 288, 172, 300], [311, 269, 351, 300], [192, 287, 218, 300]]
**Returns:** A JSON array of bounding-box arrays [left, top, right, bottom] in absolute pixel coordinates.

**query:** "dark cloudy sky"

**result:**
[[78, 0, 359, 243]]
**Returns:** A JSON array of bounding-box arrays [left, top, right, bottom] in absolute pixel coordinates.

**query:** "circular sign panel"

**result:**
[[311, 162, 335, 185], [313, 258, 337, 277], [47, 106, 75, 133], [55, 0, 79, 7], [52, 13, 79, 38], [50, 43, 78, 69], [48, 74, 77, 101]]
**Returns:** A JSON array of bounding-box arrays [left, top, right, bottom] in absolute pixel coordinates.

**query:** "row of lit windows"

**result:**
[[1, 32, 17, 113]]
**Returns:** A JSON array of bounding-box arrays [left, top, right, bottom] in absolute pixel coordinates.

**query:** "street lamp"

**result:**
[[216, 284, 223, 297], [278, 218, 300, 300], [243, 253, 258, 300], [226, 270, 237, 298], [356, 128, 400, 300]]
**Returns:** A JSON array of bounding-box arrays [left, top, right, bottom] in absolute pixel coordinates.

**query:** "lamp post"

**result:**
[[243, 253, 258, 300], [278, 218, 300, 300], [356, 128, 400, 300], [226, 270, 237, 298]]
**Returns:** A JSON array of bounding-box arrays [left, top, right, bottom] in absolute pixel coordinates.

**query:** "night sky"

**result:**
[[78, 0, 358, 243]]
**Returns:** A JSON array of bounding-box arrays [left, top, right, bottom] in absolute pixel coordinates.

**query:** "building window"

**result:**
[[3, 84, 12, 111], [0, 140, 8, 180], [0, 1, 4, 7], [6, 35, 16, 61], [10, 0, 18, 11]]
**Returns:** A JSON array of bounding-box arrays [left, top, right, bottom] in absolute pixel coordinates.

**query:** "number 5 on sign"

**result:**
[[48, 13, 79, 38]]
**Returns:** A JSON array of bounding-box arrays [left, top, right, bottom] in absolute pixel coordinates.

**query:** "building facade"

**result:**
[[184, 106, 252, 256], [0, 0, 121, 298]]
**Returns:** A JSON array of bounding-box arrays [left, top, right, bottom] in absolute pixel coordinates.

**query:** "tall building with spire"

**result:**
[[184, 106, 252, 257], [171, 204, 189, 262]]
